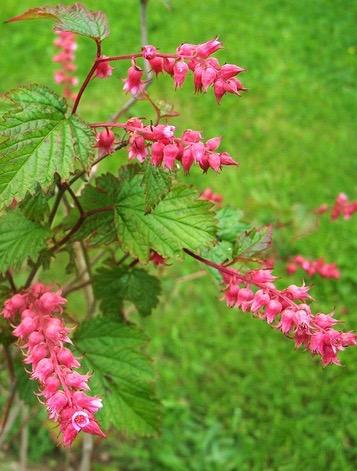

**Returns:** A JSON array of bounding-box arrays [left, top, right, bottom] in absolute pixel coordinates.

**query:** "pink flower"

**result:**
[[149, 56, 164, 74], [196, 38, 223, 58], [163, 144, 179, 169], [173, 60, 189, 87], [142, 45, 157, 60], [128, 134, 148, 162], [1, 284, 105, 447], [96, 129, 116, 158], [95, 56, 113, 79], [200, 188, 223, 205], [123, 60, 145, 96]]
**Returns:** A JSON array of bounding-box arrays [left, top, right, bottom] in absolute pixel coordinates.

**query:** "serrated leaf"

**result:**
[[141, 163, 172, 213], [74, 318, 161, 435], [0, 85, 95, 209], [0, 209, 50, 273], [19, 190, 51, 223], [7, 3, 109, 42], [115, 174, 216, 260], [93, 266, 161, 317], [236, 225, 272, 258], [217, 207, 248, 243]]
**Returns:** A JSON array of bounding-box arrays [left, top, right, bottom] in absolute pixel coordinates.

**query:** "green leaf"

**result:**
[[74, 318, 161, 435], [19, 190, 51, 223], [0, 209, 50, 273], [7, 4, 109, 42], [141, 164, 172, 213], [115, 174, 216, 260], [0, 85, 95, 209], [236, 225, 272, 258], [93, 266, 161, 317], [217, 207, 248, 243], [15, 359, 37, 406]]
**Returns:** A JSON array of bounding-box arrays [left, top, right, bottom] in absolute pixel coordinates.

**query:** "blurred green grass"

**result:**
[[0, 0, 357, 469]]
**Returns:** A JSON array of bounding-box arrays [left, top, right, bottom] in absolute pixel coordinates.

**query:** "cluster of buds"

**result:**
[[2, 284, 105, 447], [200, 187, 223, 205], [53, 31, 78, 100], [287, 255, 340, 279], [316, 193, 357, 220], [123, 118, 237, 172], [119, 39, 246, 101], [221, 267, 356, 365]]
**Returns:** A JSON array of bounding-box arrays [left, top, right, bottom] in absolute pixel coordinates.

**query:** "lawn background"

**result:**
[[0, 0, 356, 469]]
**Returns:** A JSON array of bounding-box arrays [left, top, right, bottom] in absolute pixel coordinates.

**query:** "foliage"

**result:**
[[0, 0, 354, 469]]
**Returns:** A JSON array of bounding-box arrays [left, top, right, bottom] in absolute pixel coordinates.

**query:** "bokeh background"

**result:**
[[0, 0, 356, 469]]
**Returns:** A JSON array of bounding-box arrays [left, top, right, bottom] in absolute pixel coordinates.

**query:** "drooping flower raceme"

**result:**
[[101, 118, 238, 173], [221, 267, 355, 365], [287, 255, 340, 279], [53, 31, 78, 100], [316, 193, 357, 220], [2, 284, 105, 447], [140, 39, 246, 102], [331, 193, 357, 220]]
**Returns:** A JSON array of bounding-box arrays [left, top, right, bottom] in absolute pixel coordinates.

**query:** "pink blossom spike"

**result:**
[[1, 284, 105, 447]]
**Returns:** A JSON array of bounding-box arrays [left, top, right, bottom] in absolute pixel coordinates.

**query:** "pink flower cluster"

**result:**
[[2, 284, 105, 447], [123, 118, 237, 172], [200, 188, 223, 205], [331, 193, 357, 220], [287, 255, 340, 279], [53, 31, 78, 100], [221, 268, 356, 365], [121, 39, 246, 101], [316, 193, 357, 220]]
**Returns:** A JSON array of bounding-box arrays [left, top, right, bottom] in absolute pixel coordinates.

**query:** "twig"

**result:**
[[49, 183, 66, 226], [72, 60, 99, 115], [0, 394, 20, 449], [111, 0, 153, 121], [5, 270, 17, 293], [78, 434, 94, 471], [63, 280, 92, 297], [0, 381, 17, 438], [139, 0, 152, 80], [19, 404, 29, 471], [128, 258, 139, 269], [3, 345, 15, 383]]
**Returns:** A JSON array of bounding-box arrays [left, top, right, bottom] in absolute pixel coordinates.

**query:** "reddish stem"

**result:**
[[72, 60, 99, 114], [96, 52, 177, 63]]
